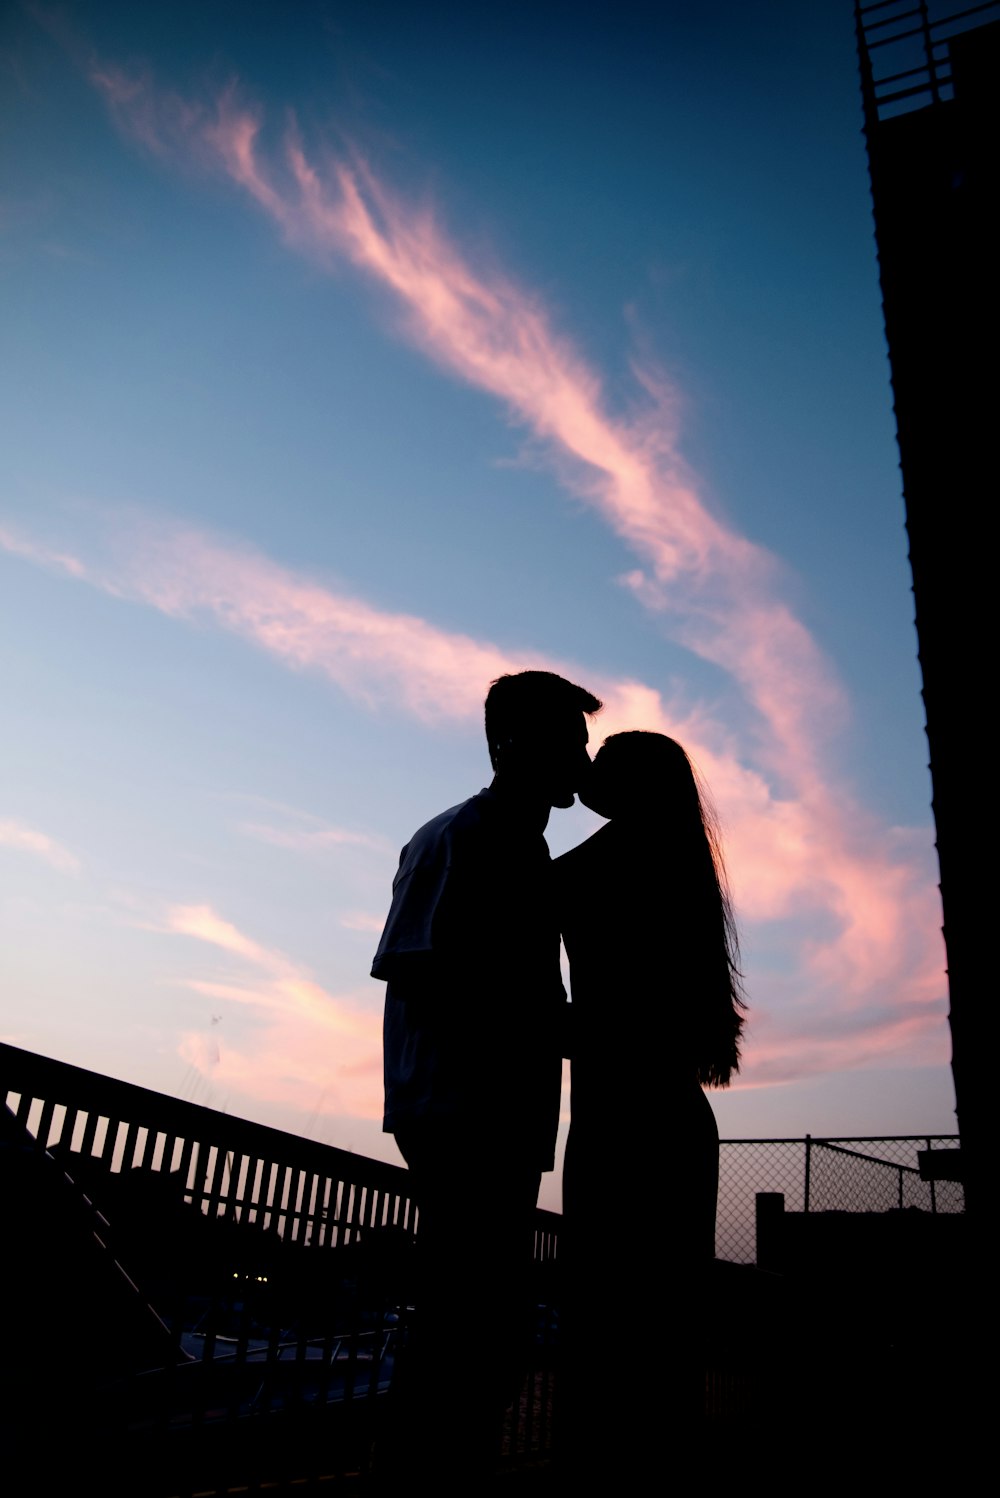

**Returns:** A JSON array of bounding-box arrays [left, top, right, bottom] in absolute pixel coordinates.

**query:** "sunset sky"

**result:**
[[1, 2, 956, 1208]]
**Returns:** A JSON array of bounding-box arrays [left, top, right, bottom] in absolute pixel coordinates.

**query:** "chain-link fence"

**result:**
[[717, 1135, 962, 1263]]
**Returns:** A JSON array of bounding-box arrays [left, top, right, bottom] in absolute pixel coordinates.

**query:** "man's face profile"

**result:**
[[486, 672, 600, 809], [520, 709, 591, 809]]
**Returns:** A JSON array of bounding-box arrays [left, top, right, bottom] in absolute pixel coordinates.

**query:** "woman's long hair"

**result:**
[[593, 731, 747, 1086]]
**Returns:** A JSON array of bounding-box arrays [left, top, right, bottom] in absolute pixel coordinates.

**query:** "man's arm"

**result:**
[[371, 816, 473, 1000]]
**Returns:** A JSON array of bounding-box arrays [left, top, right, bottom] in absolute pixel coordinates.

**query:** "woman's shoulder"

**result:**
[[555, 823, 661, 915], [556, 818, 660, 867]]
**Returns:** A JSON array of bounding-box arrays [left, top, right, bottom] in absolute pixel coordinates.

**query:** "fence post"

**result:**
[[804, 1134, 812, 1213], [926, 1136, 937, 1214], [917, 0, 941, 106], [755, 1192, 785, 1272]]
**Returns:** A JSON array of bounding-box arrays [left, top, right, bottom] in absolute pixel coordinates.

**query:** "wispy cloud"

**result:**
[[339, 911, 388, 935], [241, 822, 384, 854], [0, 523, 86, 578], [1, 510, 945, 1086], [78, 59, 853, 768], [0, 817, 80, 874], [232, 800, 391, 858], [165, 902, 384, 1117], [736, 1004, 945, 1088], [0, 48, 946, 1094], [86, 63, 844, 789]]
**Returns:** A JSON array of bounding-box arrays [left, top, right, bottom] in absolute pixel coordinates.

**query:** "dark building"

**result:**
[[856, 0, 999, 1215]]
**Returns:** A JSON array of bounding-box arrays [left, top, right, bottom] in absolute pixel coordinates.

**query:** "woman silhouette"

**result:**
[[555, 731, 745, 1459]]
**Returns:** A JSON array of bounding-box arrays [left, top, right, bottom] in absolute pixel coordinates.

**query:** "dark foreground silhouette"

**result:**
[[555, 731, 746, 1477], [371, 670, 602, 1486], [1, 1040, 975, 1492]]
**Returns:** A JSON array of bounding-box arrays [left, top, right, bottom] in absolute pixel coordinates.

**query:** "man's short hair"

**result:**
[[484, 670, 603, 758]]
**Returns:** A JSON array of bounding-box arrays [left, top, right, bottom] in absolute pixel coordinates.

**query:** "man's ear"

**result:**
[[491, 737, 516, 772]]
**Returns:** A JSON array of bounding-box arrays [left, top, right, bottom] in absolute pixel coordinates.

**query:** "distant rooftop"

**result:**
[[856, 0, 1000, 120]]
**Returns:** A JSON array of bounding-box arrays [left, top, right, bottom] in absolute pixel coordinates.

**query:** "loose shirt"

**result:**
[[372, 789, 566, 1170]]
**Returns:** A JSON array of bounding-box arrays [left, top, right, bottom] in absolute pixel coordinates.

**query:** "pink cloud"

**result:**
[[239, 820, 388, 856], [339, 912, 389, 935], [0, 524, 86, 578], [82, 62, 852, 800], [123, 81, 837, 750], [224, 795, 391, 857], [1, 53, 948, 1094], [169, 904, 277, 966], [166, 902, 384, 1118], [740, 1017, 947, 1089], [0, 817, 80, 874], [89, 61, 209, 166], [1, 511, 945, 1081]]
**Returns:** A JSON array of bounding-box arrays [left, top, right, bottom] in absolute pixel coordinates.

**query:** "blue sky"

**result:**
[[1, 2, 955, 1206]]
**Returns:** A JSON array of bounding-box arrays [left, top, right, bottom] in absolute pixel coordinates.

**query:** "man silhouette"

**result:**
[[371, 669, 601, 1480]]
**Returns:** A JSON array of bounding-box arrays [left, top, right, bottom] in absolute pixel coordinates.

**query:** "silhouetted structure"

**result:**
[[1, 1041, 966, 1488], [856, 0, 1000, 1218], [0, 1040, 561, 1493]]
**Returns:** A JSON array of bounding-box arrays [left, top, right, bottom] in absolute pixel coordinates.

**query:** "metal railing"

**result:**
[[0, 1040, 559, 1489], [1, 1040, 966, 1484], [856, 0, 1000, 121]]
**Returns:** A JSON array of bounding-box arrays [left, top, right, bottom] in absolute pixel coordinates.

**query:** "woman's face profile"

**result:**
[[577, 750, 618, 820], [580, 735, 686, 822]]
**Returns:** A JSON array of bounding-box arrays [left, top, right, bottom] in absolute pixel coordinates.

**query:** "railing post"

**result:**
[[917, 0, 941, 105], [804, 1133, 812, 1213]]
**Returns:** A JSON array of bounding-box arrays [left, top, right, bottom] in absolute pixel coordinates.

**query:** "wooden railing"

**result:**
[[1, 1040, 560, 1491]]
